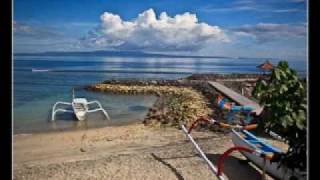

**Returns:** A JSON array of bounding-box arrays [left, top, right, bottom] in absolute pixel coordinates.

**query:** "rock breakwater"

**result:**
[[86, 82, 212, 127], [85, 74, 261, 128]]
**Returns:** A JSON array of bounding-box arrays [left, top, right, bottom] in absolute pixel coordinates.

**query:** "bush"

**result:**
[[253, 61, 306, 172]]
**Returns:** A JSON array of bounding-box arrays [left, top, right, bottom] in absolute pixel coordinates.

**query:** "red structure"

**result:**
[[257, 60, 274, 74]]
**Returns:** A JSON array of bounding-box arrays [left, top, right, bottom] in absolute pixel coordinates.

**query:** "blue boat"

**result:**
[[231, 129, 306, 180]]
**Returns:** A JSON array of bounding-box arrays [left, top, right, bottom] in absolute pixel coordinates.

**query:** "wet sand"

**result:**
[[13, 123, 277, 180]]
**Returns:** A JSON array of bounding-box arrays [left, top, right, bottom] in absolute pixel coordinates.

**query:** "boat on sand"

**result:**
[[231, 129, 305, 180]]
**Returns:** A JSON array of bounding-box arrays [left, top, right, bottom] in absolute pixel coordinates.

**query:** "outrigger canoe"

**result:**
[[231, 129, 305, 180], [181, 117, 306, 180], [51, 89, 110, 121]]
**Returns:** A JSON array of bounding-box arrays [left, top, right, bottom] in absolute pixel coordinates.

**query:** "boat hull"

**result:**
[[231, 129, 305, 180], [72, 98, 89, 121], [74, 111, 87, 121]]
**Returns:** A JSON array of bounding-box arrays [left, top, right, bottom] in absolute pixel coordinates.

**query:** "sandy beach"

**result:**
[[13, 78, 291, 180], [13, 122, 280, 180]]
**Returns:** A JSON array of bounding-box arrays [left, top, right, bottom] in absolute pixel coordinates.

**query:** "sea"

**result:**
[[13, 55, 306, 134]]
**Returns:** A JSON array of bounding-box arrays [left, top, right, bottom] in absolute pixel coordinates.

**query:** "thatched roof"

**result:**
[[257, 60, 274, 71]]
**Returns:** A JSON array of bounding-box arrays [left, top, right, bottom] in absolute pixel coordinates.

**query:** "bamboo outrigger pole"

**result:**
[[181, 124, 226, 180], [181, 116, 274, 179], [187, 116, 257, 134]]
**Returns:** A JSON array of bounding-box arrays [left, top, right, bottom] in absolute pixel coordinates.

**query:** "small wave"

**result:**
[[32, 68, 50, 72]]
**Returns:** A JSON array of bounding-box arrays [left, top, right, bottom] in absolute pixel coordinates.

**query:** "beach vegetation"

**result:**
[[253, 61, 307, 172]]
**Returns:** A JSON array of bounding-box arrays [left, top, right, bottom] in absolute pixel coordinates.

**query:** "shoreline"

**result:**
[[13, 118, 146, 136], [14, 73, 289, 179], [14, 73, 264, 135], [14, 73, 262, 137]]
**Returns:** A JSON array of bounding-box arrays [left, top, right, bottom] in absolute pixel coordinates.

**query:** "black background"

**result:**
[[0, 0, 12, 179], [308, 0, 318, 179], [0, 0, 317, 179]]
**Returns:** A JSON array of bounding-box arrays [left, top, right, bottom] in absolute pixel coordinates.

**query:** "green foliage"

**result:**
[[253, 61, 306, 171]]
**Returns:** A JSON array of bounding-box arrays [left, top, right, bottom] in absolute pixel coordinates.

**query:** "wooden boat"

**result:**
[[51, 89, 110, 121], [72, 98, 89, 121], [231, 129, 305, 180]]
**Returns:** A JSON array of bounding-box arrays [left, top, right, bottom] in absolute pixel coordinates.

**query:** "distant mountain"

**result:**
[[14, 50, 231, 59], [236, 56, 270, 60]]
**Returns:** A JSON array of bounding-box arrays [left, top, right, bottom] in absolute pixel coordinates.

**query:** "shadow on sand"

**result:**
[[206, 153, 262, 180], [151, 152, 263, 180], [151, 153, 184, 180]]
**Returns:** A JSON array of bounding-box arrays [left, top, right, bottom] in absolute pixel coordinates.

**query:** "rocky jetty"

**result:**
[[87, 83, 212, 127], [85, 73, 261, 128]]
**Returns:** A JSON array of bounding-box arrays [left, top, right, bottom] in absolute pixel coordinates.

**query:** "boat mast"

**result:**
[[72, 88, 75, 100]]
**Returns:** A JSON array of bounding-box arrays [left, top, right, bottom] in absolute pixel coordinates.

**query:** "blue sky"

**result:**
[[13, 0, 307, 60]]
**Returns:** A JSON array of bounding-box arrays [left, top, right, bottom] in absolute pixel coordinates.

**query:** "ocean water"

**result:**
[[13, 56, 306, 134]]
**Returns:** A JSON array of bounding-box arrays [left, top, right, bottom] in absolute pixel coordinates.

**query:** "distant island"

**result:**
[[14, 50, 234, 59]]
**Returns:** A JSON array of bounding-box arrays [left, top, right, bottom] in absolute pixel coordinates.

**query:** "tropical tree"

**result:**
[[253, 61, 307, 172]]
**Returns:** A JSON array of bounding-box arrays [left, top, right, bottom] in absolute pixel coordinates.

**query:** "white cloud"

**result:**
[[201, 6, 301, 13], [80, 9, 229, 52], [13, 21, 63, 39], [200, 0, 304, 14], [231, 23, 306, 43]]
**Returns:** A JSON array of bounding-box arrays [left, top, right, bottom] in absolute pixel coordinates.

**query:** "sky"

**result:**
[[13, 0, 307, 60]]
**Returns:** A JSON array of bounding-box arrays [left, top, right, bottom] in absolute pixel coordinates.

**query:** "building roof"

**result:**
[[257, 60, 274, 71]]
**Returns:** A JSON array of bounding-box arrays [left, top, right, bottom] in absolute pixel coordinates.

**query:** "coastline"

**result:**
[[13, 117, 146, 136], [14, 73, 288, 179]]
